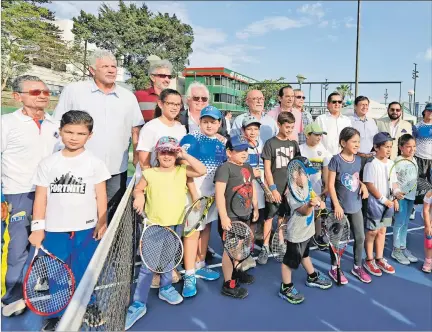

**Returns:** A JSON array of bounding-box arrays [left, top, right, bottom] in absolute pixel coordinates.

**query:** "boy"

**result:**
[[299, 123, 332, 249], [279, 157, 332, 304], [215, 135, 259, 299], [179, 106, 226, 298], [258, 112, 300, 265], [29, 111, 111, 330]]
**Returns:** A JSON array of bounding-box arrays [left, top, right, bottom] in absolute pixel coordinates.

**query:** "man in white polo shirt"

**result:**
[[54, 50, 144, 219], [1, 75, 61, 317]]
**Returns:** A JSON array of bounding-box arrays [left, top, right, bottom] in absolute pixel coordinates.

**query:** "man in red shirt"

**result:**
[[134, 60, 173, 122]]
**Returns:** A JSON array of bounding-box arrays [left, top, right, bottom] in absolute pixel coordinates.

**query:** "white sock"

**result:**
[[195, 260, 205, 270], [185, 269, 195, 276], [354, 265, 360, 269], [331, 265, 337, 270]]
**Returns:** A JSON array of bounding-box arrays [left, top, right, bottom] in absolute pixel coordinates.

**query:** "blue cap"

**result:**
[[373, 132, 394, 145], [200, 105, 222, 120], [226, 135, 249, 151], [425, 103, 432, 111]]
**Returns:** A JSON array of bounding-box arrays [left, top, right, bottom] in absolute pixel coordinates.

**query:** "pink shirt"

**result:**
[[267, 105, 303, 142]]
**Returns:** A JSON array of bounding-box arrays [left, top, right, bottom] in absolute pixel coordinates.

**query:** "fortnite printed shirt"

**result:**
[[215, 162, 255, 219], [33, 150, 111, 232], [328, 154, 362, 214], [180, 131, 226, 197]]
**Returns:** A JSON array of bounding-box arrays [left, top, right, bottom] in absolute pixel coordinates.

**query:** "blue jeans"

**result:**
[[393, 199, 414, 249], [133, 265, 172, 304]]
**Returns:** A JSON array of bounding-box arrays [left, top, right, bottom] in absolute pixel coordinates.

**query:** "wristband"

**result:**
[[269, 184, 277, 191], [379, 196, 388, 205], [31, 219, 45, 231]]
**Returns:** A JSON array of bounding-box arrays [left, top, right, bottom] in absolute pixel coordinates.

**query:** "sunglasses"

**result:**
[[18, 89, 50, 96], [152, 74, 173, 79], [192, 96, 208, 102], [389, 108, 401, 112], [331, 100, 343, 104], [295, 96, 306, 100]]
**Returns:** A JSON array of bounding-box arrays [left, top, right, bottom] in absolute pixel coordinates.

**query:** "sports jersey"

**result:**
[[413, 121, 432, 160]]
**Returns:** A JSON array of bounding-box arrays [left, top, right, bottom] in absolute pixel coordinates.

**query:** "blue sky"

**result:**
[[48, 1, 431, 107]]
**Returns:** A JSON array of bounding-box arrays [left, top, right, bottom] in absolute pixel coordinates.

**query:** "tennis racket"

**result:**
[[287, 159, 312, 204], [181, 196, 214, 237], [23, 246, 75, 316], [324, 213, 350, 286], [270, 220, 288, 262], [255, 177, 274, 202], [223, 221, 254, 271], [313, 207, 330, 250], [139, 213, 184, 273]]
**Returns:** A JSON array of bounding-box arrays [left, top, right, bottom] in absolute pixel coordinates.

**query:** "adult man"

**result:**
[[314, 92, 352, 155], [225, 111, 233, 134], [376, 101, 412, 160], [135, 60, 173, 122], [1, 75, 61, 317], [232, 89, 278, 144], [293, 89, 313, 145], [267, 86, 302, 142], [413, 103, 432, 181], [54, 50, 144, 219]]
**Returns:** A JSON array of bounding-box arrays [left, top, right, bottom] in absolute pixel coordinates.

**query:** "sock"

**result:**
[[185, 269, 195, 276], [281, 282, 293, 290], [308, 271, 318, 279], [195, 260, 205, 270], [425, 258, 432, 263], [354, 264, 360, 269], [331, 265, 337, 270], [224, 280, 236, 289]]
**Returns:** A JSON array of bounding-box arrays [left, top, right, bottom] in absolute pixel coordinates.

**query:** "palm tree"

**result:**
[[336, 84, 353, 100]]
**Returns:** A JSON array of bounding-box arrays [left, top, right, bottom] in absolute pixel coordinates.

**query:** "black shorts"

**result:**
[[282, 237, 312, 269], [217, 215, 250, 240], [264, 199, 290, 220], [415, 156, 432, 204]]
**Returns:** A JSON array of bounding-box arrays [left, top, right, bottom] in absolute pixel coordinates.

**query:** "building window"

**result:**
[[214, 77, 221, 86], [214, 93, 220, 102], [221, 77, 228, 87], [205, 77, 211, 85]]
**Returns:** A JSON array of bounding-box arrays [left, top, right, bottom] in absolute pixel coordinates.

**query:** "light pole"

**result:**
[[412, 63, 419, 116], [323, 78, 329, 104], [384, 88, 388, 105], [296, 74, 306, 89], [354, 0, 361, 98], [408, 89, 414, 113]]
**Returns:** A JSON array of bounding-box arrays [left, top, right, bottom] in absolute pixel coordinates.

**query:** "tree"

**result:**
[[336, 84, 353, 100], [72, 0, 194, 90]]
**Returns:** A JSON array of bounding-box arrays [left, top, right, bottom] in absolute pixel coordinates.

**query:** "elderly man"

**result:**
[[54, 50, 144, 220], [314, 92, 352, 155], [232, 89, 278, 143], [1, 75, 61, 317], [293, 89, 313, 145], [376, 101, 412, 160], [135, 59, 173, 122]]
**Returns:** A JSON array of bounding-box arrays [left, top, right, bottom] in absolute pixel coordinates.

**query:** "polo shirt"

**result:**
[[350, 113, 379, 154], [314, 112, 353, 156], [1, 109, 61, 194], [53, 80, 144, 175], [231, 112, 278, 144], [134, 87, 158, 122]]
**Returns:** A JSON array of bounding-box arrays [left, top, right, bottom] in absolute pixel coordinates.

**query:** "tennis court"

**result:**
[[2, 195, 431, 331]]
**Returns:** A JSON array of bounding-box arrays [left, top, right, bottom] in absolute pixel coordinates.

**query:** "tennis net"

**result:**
[[56, 175, 138, 331]]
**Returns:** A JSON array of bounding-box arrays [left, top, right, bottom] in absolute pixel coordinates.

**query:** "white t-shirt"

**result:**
[[314, 113, 352, 155], [363, 158, 396, 198], [299, 143, 332, 195], [33, 150, 111, 232]]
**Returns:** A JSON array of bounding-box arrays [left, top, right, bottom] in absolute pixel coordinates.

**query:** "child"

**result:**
[[258, 112, 300, 265], [422, 189, 432, 273], [215, 135, 259, 299], [279, 157, 332, 305], [125, 136, 206, 330], [328, 127, 371, 284], [392, 134, 418, 265], [363, 132, 398, 276], [299, 123, 332, 249], [29, 111, 111, 331], [179, 106, 226, 298]]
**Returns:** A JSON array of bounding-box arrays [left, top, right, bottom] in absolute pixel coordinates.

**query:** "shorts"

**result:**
[[282, 237, 312, 269], [264, 198, 290, 220], [217, 215, 250, 240], [365, 217, 392, 231]]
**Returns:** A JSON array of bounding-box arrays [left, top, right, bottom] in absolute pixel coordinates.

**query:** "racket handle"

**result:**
[[337, 265, 341, 286]]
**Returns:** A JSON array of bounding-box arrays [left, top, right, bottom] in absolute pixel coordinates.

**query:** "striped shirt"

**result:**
[[135, 87, 158, 122], [298, 109, 313, 145]]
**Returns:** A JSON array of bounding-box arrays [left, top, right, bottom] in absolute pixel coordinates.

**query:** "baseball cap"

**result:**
[[291, 156, 318, 175], [155, 136, 180, 152], [373, 132, 394, 145], [226, 135, 249, 151], [422, 103, 432, 117], [304, 123, 327, 136], [242, 115, 261, 128], [200, 105, 222, 120]]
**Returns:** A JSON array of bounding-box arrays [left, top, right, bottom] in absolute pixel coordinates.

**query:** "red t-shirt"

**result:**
[[134, 87, 158, 122]]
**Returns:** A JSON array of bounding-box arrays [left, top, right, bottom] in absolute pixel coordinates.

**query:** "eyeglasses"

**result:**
[[152, 74, 173, 79], [18, 89, 50, 96], [331, 100, 343, 104], [389, 108, 401, 112], [192, 96, 208, 102], [295, 96, 306, 100], [248, 97, 265, 102], [163, 101, 182, 108]]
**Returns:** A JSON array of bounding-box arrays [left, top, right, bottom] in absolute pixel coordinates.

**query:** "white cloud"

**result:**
[[425, 47, 432, 60], [318, 20, 329, 28], [344, 16, 356, 28], [331, 19, 340, 29], [297, 2, 325, 20], [236, 16, 310, 39]]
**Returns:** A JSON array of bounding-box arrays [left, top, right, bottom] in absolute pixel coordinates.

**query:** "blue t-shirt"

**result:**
[[328, 154, 362, 214], [180, 131, 226, 196]]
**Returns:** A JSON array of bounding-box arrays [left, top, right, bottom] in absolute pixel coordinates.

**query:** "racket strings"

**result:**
[[184, 198, 210, 233], [395, 163, 417, 193], [271, 223, 288, 262], [224, 223, 253, 261], [287, 161, 310, 201], [325, 216, 350, 250]]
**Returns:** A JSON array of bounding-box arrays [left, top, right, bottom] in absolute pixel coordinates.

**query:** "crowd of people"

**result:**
[[1, 50, 431, 331]]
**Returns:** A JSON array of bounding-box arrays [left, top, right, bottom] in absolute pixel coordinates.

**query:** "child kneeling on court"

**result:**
[[29, 111, 111, 331], [215, 135, 259, 299], [279, 157, 332, 304], [125, 136, 206, 330]]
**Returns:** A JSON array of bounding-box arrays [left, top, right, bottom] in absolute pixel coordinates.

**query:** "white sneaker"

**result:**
[[2, 299, 26, 317], [409, 208, 416, 220]]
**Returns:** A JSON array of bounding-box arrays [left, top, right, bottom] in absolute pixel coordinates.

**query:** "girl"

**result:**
[[328, 127, 371, 284], [392, 134, 418, 265], [125, 136, 206, 330], [422, 189, 432, 273]]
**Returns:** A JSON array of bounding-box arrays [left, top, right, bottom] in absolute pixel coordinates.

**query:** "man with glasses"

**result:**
[[1, 75, 61, 317], [314, 92, 352, 155], [135, 59, 173, 122], [293, 89, 313, 145]]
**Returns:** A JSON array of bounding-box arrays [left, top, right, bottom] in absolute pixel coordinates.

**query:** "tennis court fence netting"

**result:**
[[56, 175, 138, 331]]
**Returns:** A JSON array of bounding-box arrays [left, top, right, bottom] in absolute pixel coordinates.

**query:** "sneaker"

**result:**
[[239, 255, 256, 272], [363, 259, 382, 276], [422, 258, 432, 273], [34, 277, 49, 292], [234, 269, 255, 285], [278, 284, 304, 304], [125, 301, 147, 331], [2, 298, 26, 317], [306, 271, 332, 289], [150, 274, 160, 289], [182, 274, 197, 298], [195, 267, 220, 281], [391, 249, 410, 265], [221, 280, 248, 299], [402, 248, 418, 263], [159, 285, 183, 305], [351, 266, 372, 283], [328, 268, 348, 285], [83, 304, 105, 327], [41, 317, 60, 331], [312, 235, 329, 251], [409, 207, 416, 220], [172, 269, 182, 284], [376, 258, 395, 274], [257, 246, 269, 265]]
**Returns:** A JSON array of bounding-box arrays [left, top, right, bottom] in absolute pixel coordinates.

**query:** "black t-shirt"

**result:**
[[262, 136, 300, 193], [214, 162, 255, 219]]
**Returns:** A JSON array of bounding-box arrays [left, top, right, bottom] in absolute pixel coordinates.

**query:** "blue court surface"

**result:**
[[2, 207, 431, 331]]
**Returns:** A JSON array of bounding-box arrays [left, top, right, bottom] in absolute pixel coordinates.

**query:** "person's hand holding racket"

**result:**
[[29, 230, 45, 249], [271, 189, 282, 204], [359, 183, 369, 199], [252, 208, 259, 222], [334, 204, 345, 221], [221, 215, 232, 231], [133, 193, 145, 214]]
